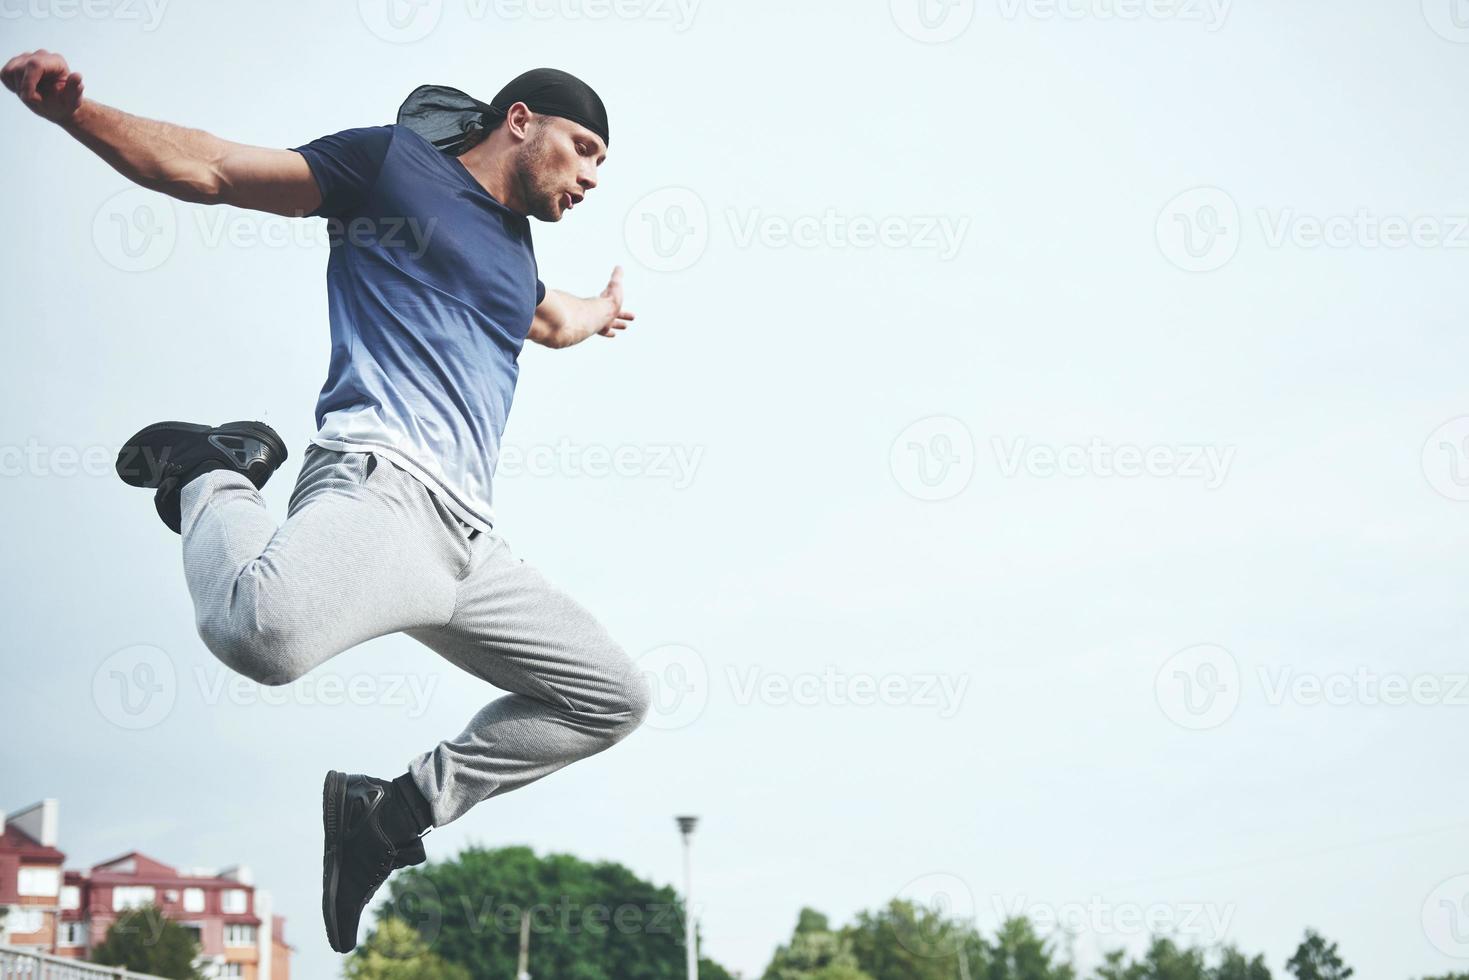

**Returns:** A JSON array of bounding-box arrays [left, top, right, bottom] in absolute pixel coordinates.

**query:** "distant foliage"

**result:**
[[345, 917, 470, 980], [89, 905, 204, 980], [1284, 931, 1353, 980], [377, 844, 734, 980]]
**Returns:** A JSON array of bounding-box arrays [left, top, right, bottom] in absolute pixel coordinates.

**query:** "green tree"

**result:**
[[1096, 938, 1273, 980], [377, 844, 736, 980], [1284, 931, 1352, 980], [346, 917, 470, 980], [699, 955, 740, 980], [981, 917, 1077, 980], [1212, 946, 1272, 980], [90, 905, 203, 980], [762, 908, 872, 980], [843, 899, 978, 980]]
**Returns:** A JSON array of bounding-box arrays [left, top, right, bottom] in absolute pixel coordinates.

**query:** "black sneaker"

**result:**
[[115, 420, 288, 533], [322, 770, 428, 954]]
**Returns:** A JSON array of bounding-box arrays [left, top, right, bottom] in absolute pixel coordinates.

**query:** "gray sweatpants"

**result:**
[[178, 443, 649, 827]]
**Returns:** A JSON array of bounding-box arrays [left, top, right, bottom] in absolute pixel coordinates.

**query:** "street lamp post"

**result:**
[[675, 816, 699, 980]]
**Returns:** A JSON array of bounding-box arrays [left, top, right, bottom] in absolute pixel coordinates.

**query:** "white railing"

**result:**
[[0, 945, 167, 980]]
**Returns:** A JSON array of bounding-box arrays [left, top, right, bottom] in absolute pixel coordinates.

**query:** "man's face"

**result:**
[[515, 115, 606, 222]]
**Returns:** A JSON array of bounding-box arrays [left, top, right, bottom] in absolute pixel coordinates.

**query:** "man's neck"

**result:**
[[454, 140, 528, 216]]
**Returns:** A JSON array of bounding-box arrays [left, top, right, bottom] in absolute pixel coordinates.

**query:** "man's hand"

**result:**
[[595, 265, 636, 339], [3, 50, 84, 124], [3, 52, 320, 215], [529, 265, 638, 349]]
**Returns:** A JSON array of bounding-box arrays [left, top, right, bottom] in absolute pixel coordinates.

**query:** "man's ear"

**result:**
[[504, 101, 535, 140]]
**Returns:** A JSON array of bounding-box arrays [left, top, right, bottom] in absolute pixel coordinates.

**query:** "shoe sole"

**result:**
[[115, 420, 287, 489], [322, 769, 349, 953]]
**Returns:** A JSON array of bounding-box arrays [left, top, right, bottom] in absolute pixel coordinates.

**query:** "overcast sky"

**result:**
[[4, 1, 1469, 978]]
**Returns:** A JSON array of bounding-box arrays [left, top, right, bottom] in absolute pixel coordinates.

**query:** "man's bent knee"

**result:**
[[606, 656, 652, 737], [195, 614, 313, 687]]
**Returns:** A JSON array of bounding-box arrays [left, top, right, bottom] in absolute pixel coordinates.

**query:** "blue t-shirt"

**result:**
[[291, 124, 546, 532]]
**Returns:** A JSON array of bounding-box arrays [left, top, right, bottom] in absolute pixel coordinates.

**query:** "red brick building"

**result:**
[[2, 800, 291, 980]]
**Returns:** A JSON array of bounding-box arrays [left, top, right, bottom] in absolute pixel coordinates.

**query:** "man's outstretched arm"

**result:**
[[530, 265, 637, 350], [3, 49, 321, 216]]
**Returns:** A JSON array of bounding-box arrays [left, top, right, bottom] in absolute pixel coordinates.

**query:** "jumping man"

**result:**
[[3, 51, 650, 953]]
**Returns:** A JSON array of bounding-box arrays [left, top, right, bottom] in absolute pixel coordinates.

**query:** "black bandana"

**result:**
[[397, 68, 610, 155]]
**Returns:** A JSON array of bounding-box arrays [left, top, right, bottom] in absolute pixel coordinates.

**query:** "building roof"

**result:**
[[0, 822, 65, 863]]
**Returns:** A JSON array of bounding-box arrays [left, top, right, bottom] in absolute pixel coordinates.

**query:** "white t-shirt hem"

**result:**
[[309, 434, 495, 534]]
